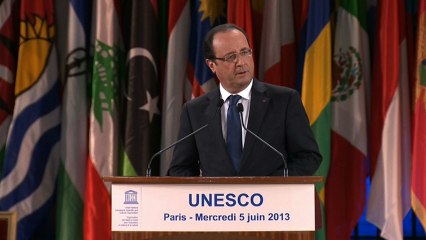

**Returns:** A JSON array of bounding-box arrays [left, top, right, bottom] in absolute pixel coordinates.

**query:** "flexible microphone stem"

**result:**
[[146, 125, 208, 176], [146, 99, 224, 176], [237, 103, 288, 177]]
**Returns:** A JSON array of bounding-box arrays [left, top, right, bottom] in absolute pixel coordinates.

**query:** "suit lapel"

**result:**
[[204, 91, 221, 122], [241, 80, 270, 168], [205, 90, 229, 158]]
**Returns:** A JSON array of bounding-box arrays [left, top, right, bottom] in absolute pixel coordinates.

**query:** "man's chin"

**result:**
[[233, 78, 251, 88]]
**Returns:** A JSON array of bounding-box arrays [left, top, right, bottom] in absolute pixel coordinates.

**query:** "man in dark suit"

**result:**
[[168, 24, 321, 177]]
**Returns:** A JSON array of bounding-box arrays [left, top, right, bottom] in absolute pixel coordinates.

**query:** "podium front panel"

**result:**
[[111, 183, 315, 232]]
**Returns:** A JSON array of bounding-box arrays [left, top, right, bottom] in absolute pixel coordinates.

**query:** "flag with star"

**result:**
[[187, 0, 226, 98], [122, 0, 161, 176]]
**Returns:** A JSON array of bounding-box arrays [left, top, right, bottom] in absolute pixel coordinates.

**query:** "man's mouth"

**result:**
[[235, 70, 247, 75]]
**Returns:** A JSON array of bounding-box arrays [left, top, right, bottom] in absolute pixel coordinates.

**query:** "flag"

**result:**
[[55, 0, 91, 239], [187, 0, 226, 98], [227, 0, 255, 75], [293, 0, 309, 93], [299, 1, 332, 239], [83, 0, 123, 239], [250, 0, 264, 65], [0, 0, 18, 175], [411, 0, 426, 231], [367, 0, 412, 239], [326, 0, 369, 239], [227, 0, 254, 49], [0, 0, 61, 239], [122, 0, 161, 176], [258, 0, 296, 88], [160, 0, 190, 175]]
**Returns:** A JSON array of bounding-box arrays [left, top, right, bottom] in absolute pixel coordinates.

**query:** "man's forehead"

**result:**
[[212, 30, 249, 53]]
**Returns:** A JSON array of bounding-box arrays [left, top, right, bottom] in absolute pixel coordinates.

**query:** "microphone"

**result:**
[[146, 99, 225, 176], [237, 103, 288, 177]]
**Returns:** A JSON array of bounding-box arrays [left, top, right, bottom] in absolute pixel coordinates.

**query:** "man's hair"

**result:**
[[203, 23, 250, 60]]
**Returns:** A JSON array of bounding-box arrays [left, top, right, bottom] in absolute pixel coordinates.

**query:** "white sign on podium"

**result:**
[[111, 183, 315, 232]]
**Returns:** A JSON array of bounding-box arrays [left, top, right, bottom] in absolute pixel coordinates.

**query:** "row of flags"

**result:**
[[0, 0, 425, 240]]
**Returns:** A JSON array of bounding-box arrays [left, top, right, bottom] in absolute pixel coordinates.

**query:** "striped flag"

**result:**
[[298, 1, 332, 239], [55, 0, 91, 239], [258, 0, 296, 88], [160, 0, 190, 175], [0, 0, 18, 175], [293, 0, 309, 93], [83, 0, 123, 239], [411, 0, 426, 231], [366, 0, 412, 239], [187, 0, 226, 98], [122, 0, 161, 176], [326, 0, 369, 239], [0, 0, 61, 239]]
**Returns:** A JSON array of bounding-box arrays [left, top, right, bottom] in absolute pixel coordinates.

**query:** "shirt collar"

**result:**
[[219, 79, 253, 101]]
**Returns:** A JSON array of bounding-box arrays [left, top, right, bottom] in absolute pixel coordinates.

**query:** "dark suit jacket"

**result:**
[[168, 79, 322, 176]]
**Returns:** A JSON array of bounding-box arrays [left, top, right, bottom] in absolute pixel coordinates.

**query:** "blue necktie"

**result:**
[[226, 95, 242, 171]]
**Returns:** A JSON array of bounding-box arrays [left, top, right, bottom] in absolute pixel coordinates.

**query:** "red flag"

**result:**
[[0, 0, 18, 162], [227, 0, 254, 49]]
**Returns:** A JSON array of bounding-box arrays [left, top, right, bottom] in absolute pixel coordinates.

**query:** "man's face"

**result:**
[[206, 29, 254, 93]]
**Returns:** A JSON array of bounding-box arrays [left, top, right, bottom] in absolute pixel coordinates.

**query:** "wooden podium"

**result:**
[[104, 176, 322, 240]]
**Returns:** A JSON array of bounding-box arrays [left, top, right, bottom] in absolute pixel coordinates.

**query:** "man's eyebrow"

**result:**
[[223, 50, 238, 57], [223, 47, 250, 56]]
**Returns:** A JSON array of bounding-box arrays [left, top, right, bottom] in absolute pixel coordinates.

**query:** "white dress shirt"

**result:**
[[219, 79, 252, 147]]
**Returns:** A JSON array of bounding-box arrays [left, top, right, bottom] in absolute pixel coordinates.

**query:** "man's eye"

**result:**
[[226, 54, 237, 62]]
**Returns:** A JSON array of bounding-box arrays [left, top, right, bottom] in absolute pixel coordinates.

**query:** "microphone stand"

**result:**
[[237, 103, 288, 177]]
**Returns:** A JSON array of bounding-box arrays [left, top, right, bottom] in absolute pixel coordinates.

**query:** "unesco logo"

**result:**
[[123, 190, 139, 204]]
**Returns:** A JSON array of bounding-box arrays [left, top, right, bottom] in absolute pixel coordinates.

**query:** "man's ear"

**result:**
[[205, 59, 215, 73]]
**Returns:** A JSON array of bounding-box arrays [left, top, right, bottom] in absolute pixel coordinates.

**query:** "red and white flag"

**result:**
[[160, 0, 190, 175], [367, 1, 411, 239], [258, 0, 296, 88], [83, 0, 123, 239]]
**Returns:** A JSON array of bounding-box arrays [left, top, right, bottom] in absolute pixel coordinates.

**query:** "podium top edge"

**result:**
[[102, 176, 323, 184]]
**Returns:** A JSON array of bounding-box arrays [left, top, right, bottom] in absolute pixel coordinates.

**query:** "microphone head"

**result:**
[[217, 98, 225, 108], [237, 103, 244, 113]]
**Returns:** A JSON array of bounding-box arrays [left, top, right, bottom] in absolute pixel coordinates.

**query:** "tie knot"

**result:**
[[228, 95, 241, 106]]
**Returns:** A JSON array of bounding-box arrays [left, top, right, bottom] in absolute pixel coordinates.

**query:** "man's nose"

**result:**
[[235, 53, 244, 65]]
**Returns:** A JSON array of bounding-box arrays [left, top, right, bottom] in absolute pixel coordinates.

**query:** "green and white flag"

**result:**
[[56, 0, 91, 239]]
